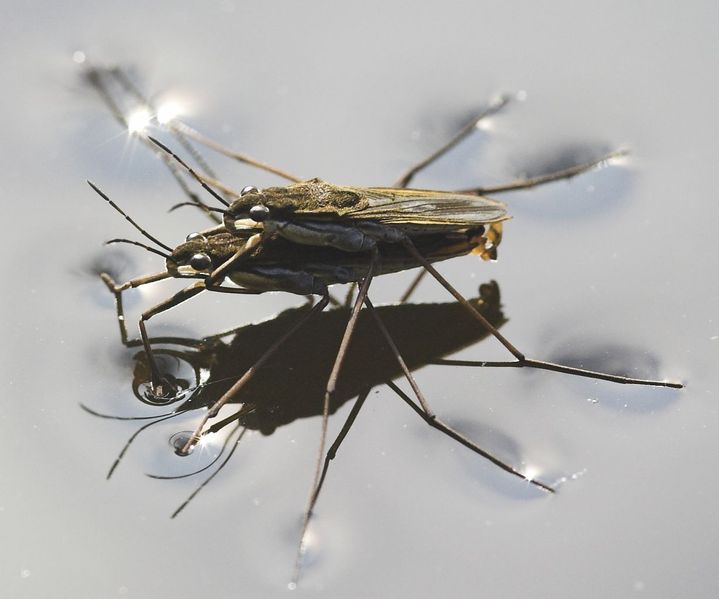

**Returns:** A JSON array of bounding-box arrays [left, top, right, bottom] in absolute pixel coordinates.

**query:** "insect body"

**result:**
[[224, 178, 507, 256]]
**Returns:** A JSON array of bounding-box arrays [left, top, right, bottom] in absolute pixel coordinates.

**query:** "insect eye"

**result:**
[[185, 232, 207, 243], [189, 252, 212, 271], [249, 204, 270, 222], [241, 185, 259, 196]]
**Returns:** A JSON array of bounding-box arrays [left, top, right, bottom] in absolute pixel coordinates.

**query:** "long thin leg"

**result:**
[[109, 67, 224, 191], [398, 268, 428, 303], [179, 291, 331, 455], [100, 272, 170, 346], [392, 96, 508, 304], [292, 251, 378, 586], [171, 121, 302, 183], [393, 95, 510, 188], [288, 388, 371, 588], [456, 150, 628, 195], [107, 66, 301, 207], [306, 388, 371, 514], [84, 67, 223, 223], [101, 232, 264, 394], [387, 380, 554, 493], [430, 358, 684, 388], [363, 297, 554, 492], [139, 282, 207, 392], [401, 237, 683, 389]]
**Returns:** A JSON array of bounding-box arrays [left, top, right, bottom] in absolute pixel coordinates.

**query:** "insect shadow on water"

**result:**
[[82, 282, 509, 505], [84, 66, 683, 585]]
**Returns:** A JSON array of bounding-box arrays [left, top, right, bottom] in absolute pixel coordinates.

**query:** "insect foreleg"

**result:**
[[100, 271, 171, 346], [139, 282, 206, 395], [456, 149, 629, 195]]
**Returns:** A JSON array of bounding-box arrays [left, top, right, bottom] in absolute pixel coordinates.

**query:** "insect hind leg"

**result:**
[[394, 96, 510, 189], [457, 149, 629, 195], [401, 236, 682, 388]]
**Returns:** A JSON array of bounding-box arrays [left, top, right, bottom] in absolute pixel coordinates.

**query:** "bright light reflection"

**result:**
[[524, 464, 540, 482], [127, 107, 152, 134], [157, 101, 183, 124]]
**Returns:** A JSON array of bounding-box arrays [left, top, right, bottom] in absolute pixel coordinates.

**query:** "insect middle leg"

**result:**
[[292, 250, 378, 582]]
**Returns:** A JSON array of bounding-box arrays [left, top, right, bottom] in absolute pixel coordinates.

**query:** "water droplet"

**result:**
[[72, 50, 86, 64]]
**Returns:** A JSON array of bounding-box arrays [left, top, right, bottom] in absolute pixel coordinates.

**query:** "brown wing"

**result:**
[[341, 186, 508, 226]]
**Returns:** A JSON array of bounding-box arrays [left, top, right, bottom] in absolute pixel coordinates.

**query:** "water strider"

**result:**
[[85, 65, 683, 584]]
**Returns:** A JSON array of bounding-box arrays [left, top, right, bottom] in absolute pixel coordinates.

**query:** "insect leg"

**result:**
[[305, 388, 371, 516], [289, 387, 372, 586], [178, 291, 331, 455], [456, 149, 628, 195], [429, 358, 684, 388], [393, 95, 510, 188], [135, 236, 265, 393], [100, 271, 171, 346], [397, 269, 427, 303], [293, 251, 378, 584], [107, 67, 226, 195], [84, 68, 223, 223], [402, 237, 683, 388], [170, 121, 302, 183], [139, 281, 207, 395], [363, 297, 554, 492], [387, 381, 554, 493]]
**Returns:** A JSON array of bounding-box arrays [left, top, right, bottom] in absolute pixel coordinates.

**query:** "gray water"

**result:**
[[2, 1, 718, 597]]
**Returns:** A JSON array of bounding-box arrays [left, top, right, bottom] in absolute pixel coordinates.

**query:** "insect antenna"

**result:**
[[87, 180, 173, 252], [168, 201, 226, 214], [105, 238, 170, 259], [147, 136, 230, 207]]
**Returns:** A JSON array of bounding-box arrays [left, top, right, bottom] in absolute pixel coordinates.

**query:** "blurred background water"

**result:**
[[1, 1, 717, 597]]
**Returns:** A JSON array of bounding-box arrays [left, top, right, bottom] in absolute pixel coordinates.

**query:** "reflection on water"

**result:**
[[86, 282, 505, 465]]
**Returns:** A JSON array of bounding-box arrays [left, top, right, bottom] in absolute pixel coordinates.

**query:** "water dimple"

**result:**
[[169, 431, 196, 456]]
